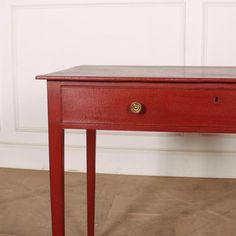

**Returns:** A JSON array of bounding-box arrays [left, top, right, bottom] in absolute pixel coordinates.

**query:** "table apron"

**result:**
[[54, 82, 236, 133]]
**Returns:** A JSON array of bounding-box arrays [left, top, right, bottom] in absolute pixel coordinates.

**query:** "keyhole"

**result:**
[[214, 96, 219, 104]]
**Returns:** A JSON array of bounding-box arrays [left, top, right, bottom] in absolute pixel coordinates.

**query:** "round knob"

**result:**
[[130, 102, 142, 114]]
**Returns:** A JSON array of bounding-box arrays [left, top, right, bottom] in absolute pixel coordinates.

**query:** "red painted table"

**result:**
[[36, 65, 236, 236]]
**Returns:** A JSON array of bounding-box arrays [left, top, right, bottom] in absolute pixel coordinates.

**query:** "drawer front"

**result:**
[[61, 85, 236, 129]]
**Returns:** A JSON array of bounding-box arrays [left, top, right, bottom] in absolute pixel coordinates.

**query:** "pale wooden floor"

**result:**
[[0, 168, 236, 235]]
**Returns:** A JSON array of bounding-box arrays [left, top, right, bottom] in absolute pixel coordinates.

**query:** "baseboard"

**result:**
[[0, 143, 236, 178]]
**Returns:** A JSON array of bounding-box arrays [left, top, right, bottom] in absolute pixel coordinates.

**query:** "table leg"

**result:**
[[48, 126, 65, 236], [87, 129, 96, 236]]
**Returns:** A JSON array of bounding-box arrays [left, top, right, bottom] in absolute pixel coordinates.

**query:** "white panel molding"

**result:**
[[2, 139, 236, 154], [10, 1, 186, 134], [202, 133, 236, 139], [2, 140, 236, 178], [0, 0, 236, 177], [0, 2, 4, 132], [0, 42, 3, 131], [202, 1, 211, 66], [9, 0, 186, 8], [201, 1, 236, 66], [201, 1, 236, 139]]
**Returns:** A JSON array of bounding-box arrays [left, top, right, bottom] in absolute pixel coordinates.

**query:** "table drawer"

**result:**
[[61, 85, 236, 128]]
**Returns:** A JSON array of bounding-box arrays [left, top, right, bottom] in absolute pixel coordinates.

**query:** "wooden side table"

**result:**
[[36, 65, 236, 236]]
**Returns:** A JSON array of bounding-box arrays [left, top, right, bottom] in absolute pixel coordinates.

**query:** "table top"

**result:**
[[36, 65, 236, 83]]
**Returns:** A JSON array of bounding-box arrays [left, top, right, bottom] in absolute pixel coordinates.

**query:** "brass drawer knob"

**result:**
[[130, 102, 142, 114]]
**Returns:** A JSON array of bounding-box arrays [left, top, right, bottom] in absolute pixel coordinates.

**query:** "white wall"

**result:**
[[1, 0, 236, 178]]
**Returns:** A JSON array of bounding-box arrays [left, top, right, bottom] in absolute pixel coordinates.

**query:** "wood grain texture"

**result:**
[[36, 65, 236, 83], [3, 169, 236, 236]]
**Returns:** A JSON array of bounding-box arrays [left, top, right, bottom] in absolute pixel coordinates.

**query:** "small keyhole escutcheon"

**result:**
[[214, 96, 220, 104]]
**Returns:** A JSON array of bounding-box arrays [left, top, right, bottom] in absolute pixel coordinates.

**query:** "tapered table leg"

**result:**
[[48, 126, 65, 236], [47, 82, 65, 236], [87, 129, 96, 236]]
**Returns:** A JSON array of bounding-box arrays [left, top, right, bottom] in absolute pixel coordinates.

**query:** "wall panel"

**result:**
[[1, 0, 236, 178], [11, 2, 186, 131], [202, 2, 236, 66]]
